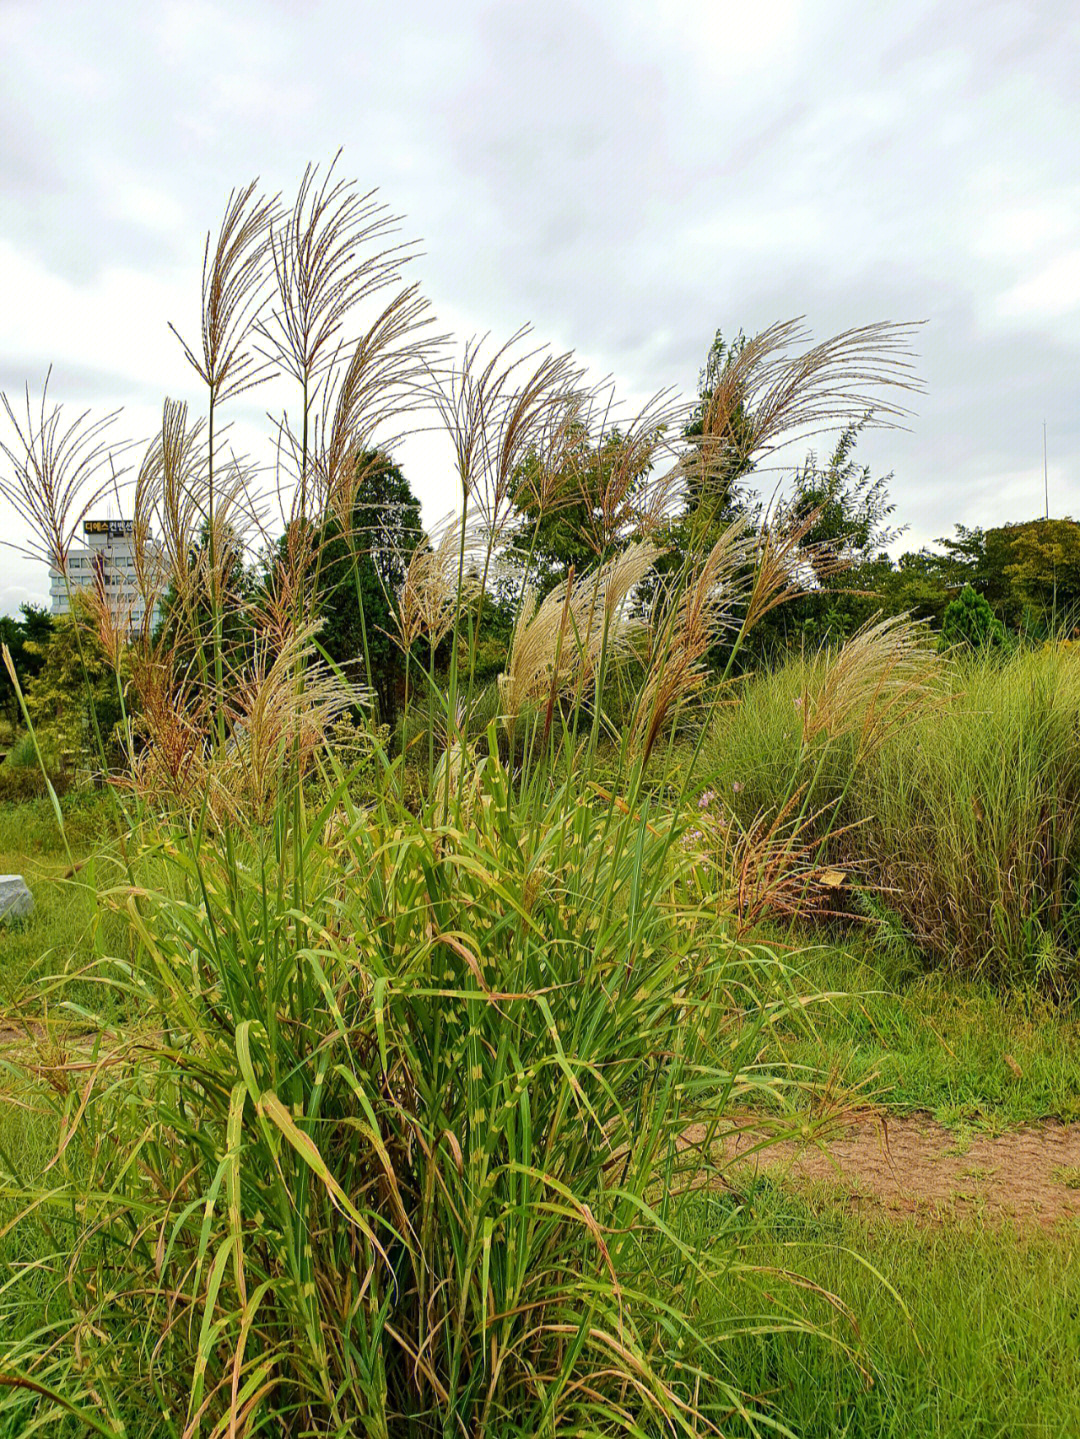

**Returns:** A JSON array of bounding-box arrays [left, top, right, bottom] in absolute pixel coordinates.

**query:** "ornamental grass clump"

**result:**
[[860, 644, 1080, 984], [706, 641, 1080, 987], [0, 744, 830, 1438], [0, 158, 924, 1435]]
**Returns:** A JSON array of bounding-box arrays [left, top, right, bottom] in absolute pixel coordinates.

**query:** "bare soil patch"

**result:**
[[690, 1111, 1080, 1228]]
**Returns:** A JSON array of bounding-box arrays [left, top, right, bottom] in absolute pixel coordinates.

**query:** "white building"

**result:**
[[49, 519, 163, 635]]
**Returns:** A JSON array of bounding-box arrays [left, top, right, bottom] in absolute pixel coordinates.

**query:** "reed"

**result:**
[[0, 160, 924, 1436]]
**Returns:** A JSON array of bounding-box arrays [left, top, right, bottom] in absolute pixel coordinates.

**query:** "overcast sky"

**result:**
[[1, 0, 1077, 615]]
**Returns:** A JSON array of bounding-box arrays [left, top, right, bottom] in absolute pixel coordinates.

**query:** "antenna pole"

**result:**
[[1044, 421, 1049, 520]]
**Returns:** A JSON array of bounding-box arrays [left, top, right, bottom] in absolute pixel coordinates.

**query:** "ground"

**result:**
[[707, 1109, 1080, 1227]]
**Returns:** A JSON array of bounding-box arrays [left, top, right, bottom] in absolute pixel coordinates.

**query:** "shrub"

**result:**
[[862, 647, 1080, 984], [0, 766, 69, 804], [2, 731, 38, 768], [941, 584, 1006, 650]]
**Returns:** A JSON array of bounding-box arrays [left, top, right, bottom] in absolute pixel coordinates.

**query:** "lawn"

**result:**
[[687, 1180, 1080, 1438], [0, 795, 126, 1016], [764, 930, 1080, 1131]]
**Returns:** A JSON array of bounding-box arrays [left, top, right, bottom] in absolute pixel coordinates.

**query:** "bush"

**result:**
[[2, 732, 39, 768], [0, 766, 67, 804]]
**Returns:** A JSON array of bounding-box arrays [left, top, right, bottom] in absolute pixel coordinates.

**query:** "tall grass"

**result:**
[[0, 748, 825, 1437], [706, 643, 1080, 985], [0, 160, 924, 1434]]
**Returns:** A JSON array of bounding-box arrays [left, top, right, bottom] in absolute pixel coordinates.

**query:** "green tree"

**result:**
[[309, 450, 423, 726], [750, 424, 903, 651], [648, 330, 760, 609], [982, 518, 1080, 632], [22, 602, 127, 767], [941, 583, 1007, 649], [934, 524, 987, 588], [506, 425, 658, 597], [874, 549, 955, 623], [0, 603, 53, 731], [680, 328, 757, 534]]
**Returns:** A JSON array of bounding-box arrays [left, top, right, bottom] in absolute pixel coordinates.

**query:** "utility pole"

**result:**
[[1044, 421, 1049, 520], [1044, 421, 1057, 627]]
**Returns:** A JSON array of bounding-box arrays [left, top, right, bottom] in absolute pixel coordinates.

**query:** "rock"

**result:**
[[0, 875, 33, 922]]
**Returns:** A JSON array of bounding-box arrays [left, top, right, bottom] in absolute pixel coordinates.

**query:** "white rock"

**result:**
[[0, 875, 33, 922]]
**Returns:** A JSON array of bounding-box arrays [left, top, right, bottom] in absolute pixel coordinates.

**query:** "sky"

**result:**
[[1, 0, 1077, 615]]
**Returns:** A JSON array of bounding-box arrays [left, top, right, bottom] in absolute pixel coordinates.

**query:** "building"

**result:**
[[49, 519, 163, 635]]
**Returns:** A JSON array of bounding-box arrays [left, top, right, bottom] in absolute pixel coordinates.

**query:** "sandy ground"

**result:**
[[682, 1111, 1080, 1227]]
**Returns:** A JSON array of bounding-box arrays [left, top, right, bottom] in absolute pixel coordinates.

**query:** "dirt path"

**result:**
[[685, 1112, 1080, 1228]]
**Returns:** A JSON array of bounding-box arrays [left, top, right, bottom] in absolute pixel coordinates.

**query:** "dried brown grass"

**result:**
[[431, 329, 591, 543], [690, 788, 860, 934], [498, 541, 660, 725], [802, 613, 942, 760], [257, 155, 415, 390]]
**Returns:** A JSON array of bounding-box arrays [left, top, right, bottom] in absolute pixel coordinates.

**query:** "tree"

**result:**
[[680, 328, 757, 533], [309, 450, 423, 726], [506, 424, 659, 597], [934, 524, 986, 588], [875, 549, 955, 623], [982, 518, 1080, 632], [788, 422, 901, 578], [647, 330, 761, 606], [0, 604, 53, 731], [155, 519, 256, 677], [22, 601, 127, 767], [941, 584, 1006, 649], [750, 424, 904, 651]]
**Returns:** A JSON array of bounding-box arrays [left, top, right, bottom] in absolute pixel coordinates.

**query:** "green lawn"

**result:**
[[0, 794, 127, 1017], [760, 929, 1080, 1131], [682, 1178, 1080, 1438]]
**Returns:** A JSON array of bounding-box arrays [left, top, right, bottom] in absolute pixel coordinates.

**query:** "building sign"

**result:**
[[84, 519, 134, 536]]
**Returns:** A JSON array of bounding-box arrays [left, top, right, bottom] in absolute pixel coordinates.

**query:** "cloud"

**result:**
[[1, 0, 1078, 615]]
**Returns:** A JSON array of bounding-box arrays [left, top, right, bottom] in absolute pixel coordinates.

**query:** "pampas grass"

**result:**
[[631, 519, 757, 760], [0, 157, 933, 1437], [0, 378, 127, 575], [498, 541, 660, 729], [801, 612, 942, 760]]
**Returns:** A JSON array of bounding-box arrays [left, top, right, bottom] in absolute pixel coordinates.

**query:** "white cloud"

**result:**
[[996, 250, 1080, 319], [1, 0, 1079, 616]]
